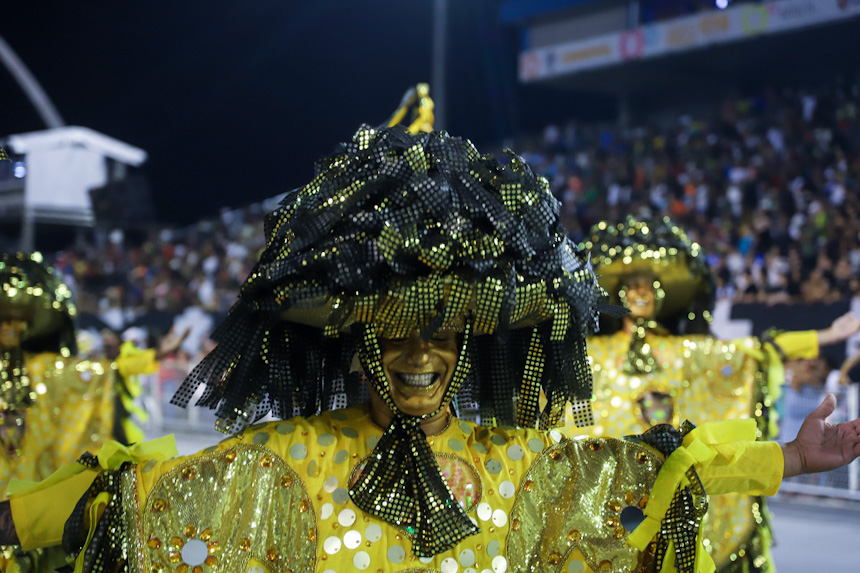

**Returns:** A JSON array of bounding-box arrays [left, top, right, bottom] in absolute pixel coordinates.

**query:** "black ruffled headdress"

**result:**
[[172, 124, 604, 556]]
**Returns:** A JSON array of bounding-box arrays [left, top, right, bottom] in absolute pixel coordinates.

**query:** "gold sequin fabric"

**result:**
[[584, 331, 774, 572], [0, 352, 117, 499], [118, 407, 680, 572], [1, 252, 77, 412], [508, 436, 662, 572], [136, 445, 316, 572], [172, 125, 603, 435]]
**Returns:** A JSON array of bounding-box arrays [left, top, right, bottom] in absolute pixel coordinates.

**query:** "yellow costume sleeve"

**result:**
[[115, 341, 158, 378], [628, 419, 783, 573], [774, 330, 818, 360], [688, 425, 783, 496], [8, 436, 178, 553], [10, 468, 99, 551]]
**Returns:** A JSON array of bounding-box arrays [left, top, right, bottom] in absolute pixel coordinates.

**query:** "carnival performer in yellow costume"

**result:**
[[581, 216, 860, 573], [2, 118, 860, 573], [0, 252, 156, 572]]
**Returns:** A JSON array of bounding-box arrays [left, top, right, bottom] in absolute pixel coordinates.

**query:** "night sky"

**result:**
[[2, 1, 535, 226]]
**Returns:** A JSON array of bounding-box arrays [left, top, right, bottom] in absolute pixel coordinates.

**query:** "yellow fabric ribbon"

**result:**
[[95, 435, 178, 470], [7, 435, 177, 497], [627, 419, 757, 573]]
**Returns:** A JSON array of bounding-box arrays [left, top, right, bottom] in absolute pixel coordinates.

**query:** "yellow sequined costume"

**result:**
[[0, 347, 155, 573], [0, 251, 154, 572], [0, 345, 154, 499], [585, 330, 816, 572], [579, 217, 820, 573], [12, 408, 782, 573]]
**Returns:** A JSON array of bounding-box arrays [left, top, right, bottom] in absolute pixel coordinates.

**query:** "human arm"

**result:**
[[814, 311, 860, 347], [155, 326, 191, 360], [839, 351, 860, 385], [647, 395, 860, 499], [766, 312, 860, 361], [0, 436, 178, 552], [0, 500, 18, 546], [675, 421, 784, 496]]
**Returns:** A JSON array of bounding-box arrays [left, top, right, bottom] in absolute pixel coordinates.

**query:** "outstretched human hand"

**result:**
[[817, 311, 860, 346], [782, 394, 860, 478]]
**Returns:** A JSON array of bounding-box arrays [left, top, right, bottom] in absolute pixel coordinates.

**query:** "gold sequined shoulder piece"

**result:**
[[140, 444, 316, 573], [507, 437, 662, 573]]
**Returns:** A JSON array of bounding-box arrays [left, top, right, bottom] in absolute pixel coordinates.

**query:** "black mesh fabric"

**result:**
[[630, 421, 708, 573], [63, 454, 129, 573], [171, 125, 604, 434]]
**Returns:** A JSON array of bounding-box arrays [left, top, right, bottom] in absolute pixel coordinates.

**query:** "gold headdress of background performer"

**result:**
[[171, 86, 605, 556], [0, 252, 78, 412], [584, 216, 716, 372], [584, 216, 715, 331]]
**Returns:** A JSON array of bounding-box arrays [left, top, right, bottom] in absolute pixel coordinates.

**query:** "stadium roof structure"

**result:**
[[6, 126, 147, 165]]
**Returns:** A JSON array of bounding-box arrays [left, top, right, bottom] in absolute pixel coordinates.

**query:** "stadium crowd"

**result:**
[[518, 75, 860, 306], [30, 76, 859, 377]]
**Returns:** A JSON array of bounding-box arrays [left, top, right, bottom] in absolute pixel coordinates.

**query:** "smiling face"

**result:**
[[622, 275, 658, 320], [377, 330, 459, 418]]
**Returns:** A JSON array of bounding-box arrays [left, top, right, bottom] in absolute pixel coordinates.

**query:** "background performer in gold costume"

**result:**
[[581, 216, 860, 573], [0, 252, 158, 572]]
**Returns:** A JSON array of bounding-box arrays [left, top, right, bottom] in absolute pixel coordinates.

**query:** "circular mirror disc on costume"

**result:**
[[343, 529, 362, 549], [441, 557, 459, 573], [323, 536, 342, 554], [180, 540, 208, 566], [353, 550, 371, 570], [365, 523, 383, 542]]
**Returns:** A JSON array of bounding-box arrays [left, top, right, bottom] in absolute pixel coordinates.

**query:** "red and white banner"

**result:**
[[520, 0, 860, 82]]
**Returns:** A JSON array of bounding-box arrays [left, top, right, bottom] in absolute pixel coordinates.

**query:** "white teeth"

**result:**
[[397, 373, 437, 388]]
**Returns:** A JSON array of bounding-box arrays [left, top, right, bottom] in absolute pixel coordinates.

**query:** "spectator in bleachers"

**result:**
[[510, 74, 860, 306]]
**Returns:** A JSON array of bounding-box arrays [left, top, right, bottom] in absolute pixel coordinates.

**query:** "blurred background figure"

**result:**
[[0, 252, 155, 572], [579, 216, 860, 572]]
